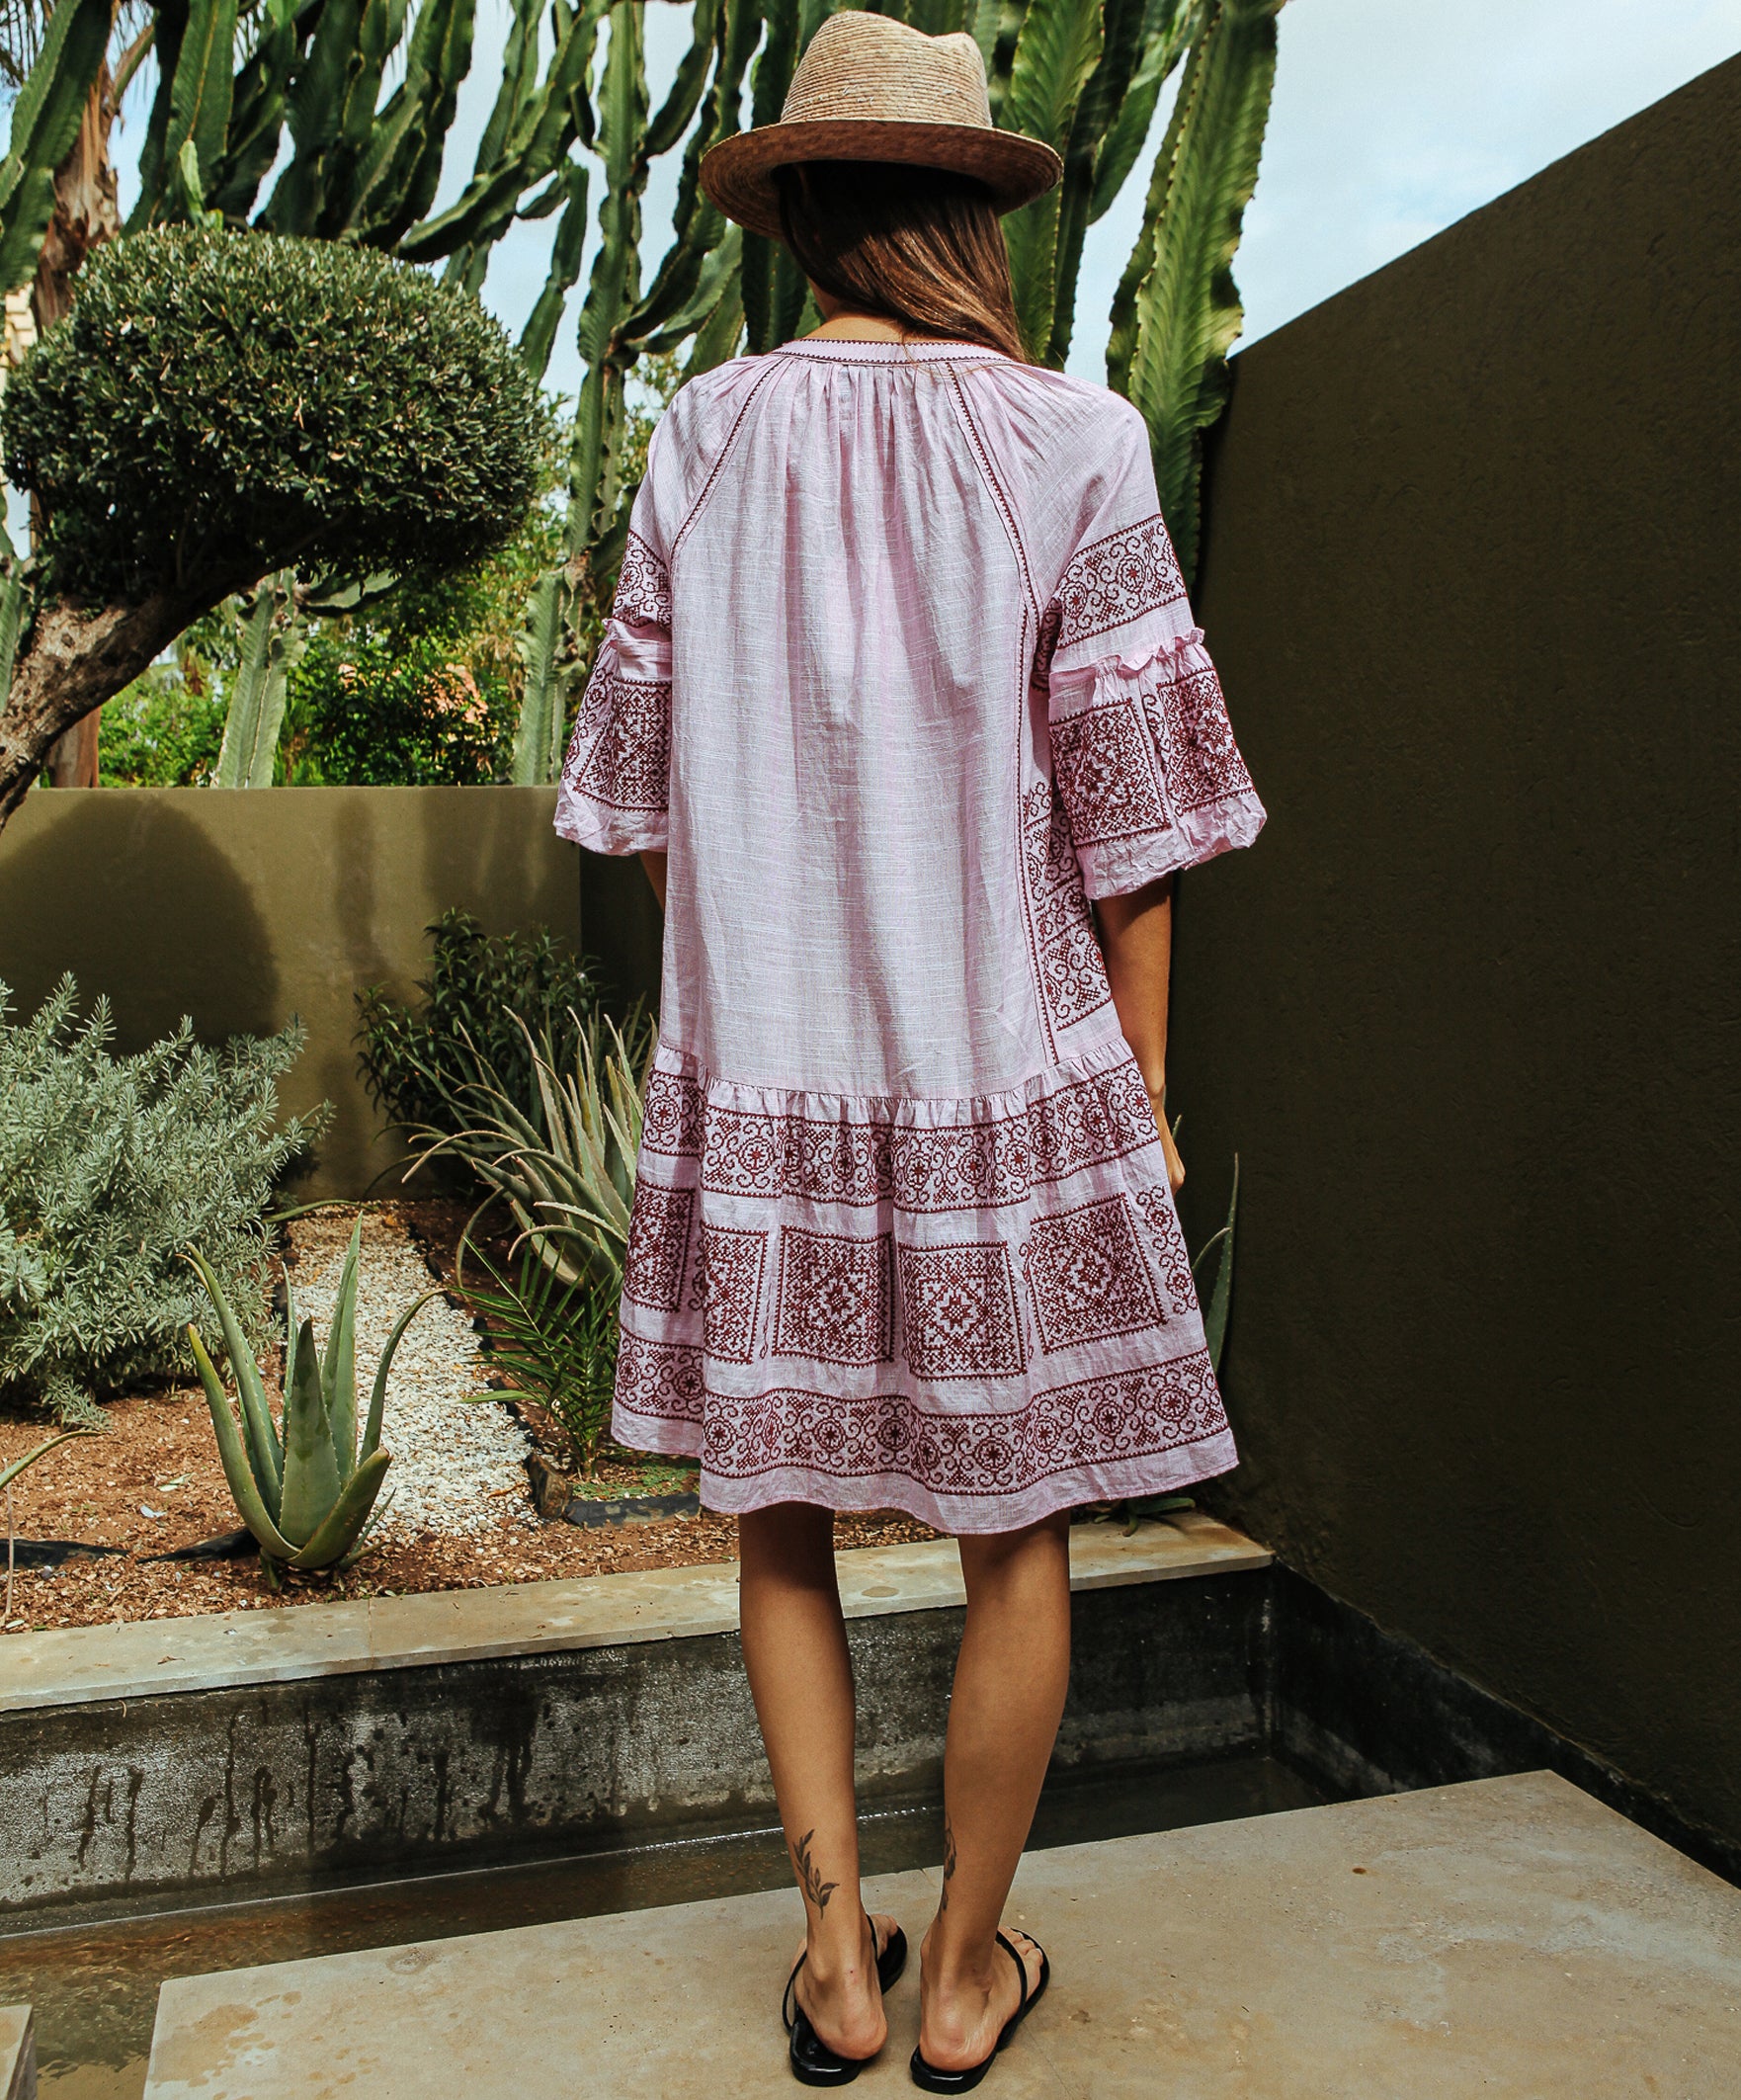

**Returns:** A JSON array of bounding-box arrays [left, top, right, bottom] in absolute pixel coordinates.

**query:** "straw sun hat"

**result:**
[[700, 13, 1062, 243]]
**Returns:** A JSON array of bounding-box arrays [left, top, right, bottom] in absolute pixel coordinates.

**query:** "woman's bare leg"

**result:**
[[738, 1502, 898, 2058], [918, 1511, 1072, 2070]]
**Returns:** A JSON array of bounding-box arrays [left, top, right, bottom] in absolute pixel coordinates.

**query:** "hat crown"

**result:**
[[780, 15, 992, 131]]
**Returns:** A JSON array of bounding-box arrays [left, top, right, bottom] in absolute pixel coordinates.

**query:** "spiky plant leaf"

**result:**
[[360, 1288, 440, 1462], [185, 1245, 283, 1517], [288, 1445, 391, 1567], [278, 1313, 342, 1546], [1000, 0, 1102, 358], [1107, 0, 1281, 583], [187, 1324, 298, 1558], [321, 1218, 362, 1477]]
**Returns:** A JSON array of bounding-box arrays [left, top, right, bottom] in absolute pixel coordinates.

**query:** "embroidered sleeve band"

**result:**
[[1048, 633, 1266, 898]]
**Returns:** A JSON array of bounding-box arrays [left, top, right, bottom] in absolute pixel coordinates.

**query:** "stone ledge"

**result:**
[[0, 1512, 1268, 1715], [0, 2005, 34, 2100]]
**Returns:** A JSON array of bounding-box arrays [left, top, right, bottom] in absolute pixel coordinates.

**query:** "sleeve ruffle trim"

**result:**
[[553, 621, 672, 856], [1048, 630, 1266, 900]]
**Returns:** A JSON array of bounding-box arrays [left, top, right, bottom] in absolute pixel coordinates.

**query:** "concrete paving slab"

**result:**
[[0, 2005, 35, 2100], [140, 1770, 1741, 2099], [0, 1514, 1266, 1714]]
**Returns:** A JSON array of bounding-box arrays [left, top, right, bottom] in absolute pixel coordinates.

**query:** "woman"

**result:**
[[555, 14, 1265, 2087]]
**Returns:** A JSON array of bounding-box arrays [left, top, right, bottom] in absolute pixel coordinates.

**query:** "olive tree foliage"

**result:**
[[0, 225, 546, 824], [0, 0, 1285, 792]]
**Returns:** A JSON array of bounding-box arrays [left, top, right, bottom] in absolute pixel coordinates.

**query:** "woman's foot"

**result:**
[[916, 1925, 1045, 2074], [790, 1910, 902, 2060]]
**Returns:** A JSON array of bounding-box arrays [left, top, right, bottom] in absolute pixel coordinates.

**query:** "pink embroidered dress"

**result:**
[[555, 336, 1266, 1533]]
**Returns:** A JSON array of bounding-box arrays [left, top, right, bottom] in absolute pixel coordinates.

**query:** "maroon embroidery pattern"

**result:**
[[899, 1241, 1026, 1381], [705, 1110, 891, 1204], [622, 1183, 693, 1313], [693, 1223, 768, 1363], [622, 1349, 1224, 1496], [645, 1058, 1157, 1212], [1132, 1186, 1197, 1314], [614, 531, 672, 629], [1050, 699, 1170, 847], [1023, 780, 1113, 1033], [615, 1332, 705, 1423], [1150, 662, 1253, 815], [570, 668, 671, 814], [774, 1227, 893, 1366], [1052, 516, 1187, 655], [1025, 1196, 1164, 1354], [643, 1069, 705, 1158]]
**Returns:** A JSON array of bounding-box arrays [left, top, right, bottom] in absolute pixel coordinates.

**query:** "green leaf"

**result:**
[[512, 567, 574, 786], [321, 1218, 362, 1478], [278, 1313, 342, 1547], [0, 1429, 92, 1495], [188, 1325, 298, 1559], [1001, 0, 1103, 359], [288, 1446, 391, 1567], [1108, 0, 1281, 583], [517, 161, 588, 383], [185, 1246, 282, 1519], [0, 0, 114, 288], [1202, 1153, 1238, 1372], [360, 1289, 441, 1462]]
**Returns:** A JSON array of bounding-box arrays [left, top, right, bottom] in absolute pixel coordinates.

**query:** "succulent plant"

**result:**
[[185, 1222, 436, 1580]]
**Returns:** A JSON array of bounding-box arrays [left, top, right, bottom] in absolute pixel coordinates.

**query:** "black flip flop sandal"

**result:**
[[784, 1918, 910, 2086], [909, 1929, 1049, 2093]]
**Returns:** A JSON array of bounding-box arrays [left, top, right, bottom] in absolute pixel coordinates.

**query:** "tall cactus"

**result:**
[[0, 0, 1284, 790], [213, 571, 307, 788], [1108, 0, 1283, 584]]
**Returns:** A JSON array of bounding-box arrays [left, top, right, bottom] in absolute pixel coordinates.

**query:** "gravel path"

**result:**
[[289, 1208, 532, 1542]]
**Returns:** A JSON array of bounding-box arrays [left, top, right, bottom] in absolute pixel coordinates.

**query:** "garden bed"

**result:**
[[0, 1200, 933, 1636]]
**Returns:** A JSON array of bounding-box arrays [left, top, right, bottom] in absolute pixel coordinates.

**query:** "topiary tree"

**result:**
[[0, 223, 547, 828]]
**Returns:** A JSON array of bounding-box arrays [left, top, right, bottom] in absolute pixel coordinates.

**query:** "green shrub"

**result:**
[[460, 1246, 618, 1478], [356, 911, 600, 1145], [2, 227, 549, 605], [0, 977, 327, 1425], [99, 660, 229, 787]]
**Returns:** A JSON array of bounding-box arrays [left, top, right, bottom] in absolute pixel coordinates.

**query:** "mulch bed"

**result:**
[[0, 1198, 936, 1636]]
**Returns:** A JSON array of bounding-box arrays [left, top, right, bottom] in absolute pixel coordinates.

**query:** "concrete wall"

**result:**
[[0, 787, 582, 1197], [1174, 58, 1741, 1850]]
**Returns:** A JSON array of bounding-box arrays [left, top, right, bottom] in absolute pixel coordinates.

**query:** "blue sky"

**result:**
[[108, 0, 1741, 397]]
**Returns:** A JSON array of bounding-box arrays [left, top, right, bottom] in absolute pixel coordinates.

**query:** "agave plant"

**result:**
[[414, 1009, 654, 1293], [184, 1224, 436, 1581]]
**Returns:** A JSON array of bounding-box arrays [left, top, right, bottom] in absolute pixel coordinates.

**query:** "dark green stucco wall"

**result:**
[[0, 787, 579, 1198], [1173, 57, 1741, 1848]]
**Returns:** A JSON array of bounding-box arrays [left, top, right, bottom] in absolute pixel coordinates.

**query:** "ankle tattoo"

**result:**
[[940, 1814, 957, 1912], [790, 1827, 839, 1914]]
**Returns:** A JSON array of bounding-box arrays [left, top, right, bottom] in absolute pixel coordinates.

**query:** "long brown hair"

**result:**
[[775, 160, 1028, 362]]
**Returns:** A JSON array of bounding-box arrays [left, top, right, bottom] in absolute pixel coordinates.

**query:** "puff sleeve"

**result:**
[[554, 461, 673, 856], [1038, 408, 1266, 899]]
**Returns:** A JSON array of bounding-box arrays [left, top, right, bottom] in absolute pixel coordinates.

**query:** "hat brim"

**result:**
[[700, 121, 1063, 242]]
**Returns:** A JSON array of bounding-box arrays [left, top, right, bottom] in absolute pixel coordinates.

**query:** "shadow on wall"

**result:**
[[0, 792, 283, 1046], [0, 787, 580, 1197]]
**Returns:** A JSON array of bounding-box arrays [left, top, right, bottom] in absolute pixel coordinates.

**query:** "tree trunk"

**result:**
[[0, 587, 235, 831], [37, 52, 124, 790]]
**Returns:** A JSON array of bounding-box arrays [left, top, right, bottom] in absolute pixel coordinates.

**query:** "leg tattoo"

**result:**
[[791, 1827, 840, 1914], [940, 1813, 957, 1912]]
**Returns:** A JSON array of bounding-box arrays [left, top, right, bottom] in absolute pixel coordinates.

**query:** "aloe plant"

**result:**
[[414, 1010, 653, 1292], [184, 1223, 436, 1579]]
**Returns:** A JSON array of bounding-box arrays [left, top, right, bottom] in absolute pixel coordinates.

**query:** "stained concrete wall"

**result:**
[[0, 787, 581, 1198], [1, 1577, 1265, 1916], [1173, 58, 1741, 1851]]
